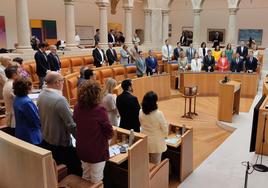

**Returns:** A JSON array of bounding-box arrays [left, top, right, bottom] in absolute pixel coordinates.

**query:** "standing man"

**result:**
[[162, 39, 173, 63], [245, 51, 258, 72], [38, 71, 82, 176], [47, 45, 61, 72], [203, 49, 216, 72], [186, 43, 196, 63], [174, 42, 183, 61], [116, 79, 141, 132], [3, 66, 18, 135], [94, 29, 100, 46], [236, 41, 248, 61], [92, 43, 106, 67], [106, 42, 118, 66], [34, 42, 50, 89], [230, 52, 244, 72], [108, 29, 116, 46], [145, 49, 158, 75]]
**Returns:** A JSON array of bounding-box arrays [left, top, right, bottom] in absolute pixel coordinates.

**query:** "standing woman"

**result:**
[[136, 51, 146, 77], [225, 43, 233, 63], [212, 45, 222, 62], [74, 80, 113, 183], [139, 91, 169, 164], [13, 77, 42, 145], [198, 42, 208, 60], [120, 44, 130, 65], [191, 52, 202, 72], [101, 78, 119, 126]]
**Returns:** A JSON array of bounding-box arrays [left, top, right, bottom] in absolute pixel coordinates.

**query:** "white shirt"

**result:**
[[3, 79, 15, 128], [191, 58, 202, 72], [162, 45, 173, 61]]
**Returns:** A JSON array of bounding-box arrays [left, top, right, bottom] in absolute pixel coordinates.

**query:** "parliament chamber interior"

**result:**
[[0, 0, 268, 188]]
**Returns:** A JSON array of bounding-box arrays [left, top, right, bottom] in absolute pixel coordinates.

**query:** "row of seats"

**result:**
[[63, 64, 138, 105]]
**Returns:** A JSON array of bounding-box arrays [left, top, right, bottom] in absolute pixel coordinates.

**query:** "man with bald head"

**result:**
[[38, 71, 82, 176]]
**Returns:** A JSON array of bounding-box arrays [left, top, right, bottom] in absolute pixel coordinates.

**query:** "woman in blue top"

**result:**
[[13, 77, 42, 145]]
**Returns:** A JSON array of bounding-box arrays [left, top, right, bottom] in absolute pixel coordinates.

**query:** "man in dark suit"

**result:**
[[230, 52, 244, 72], [34, 42, 50, 89], [108, 29, 116, 46], [173, 42, 183, 61], [179, 32, 187, 46], [245, 51, 258, 72], [236, 41, 248, 60], [92, 43, 106, 67], [106, 42, 118, 66], [145, 50, 158, 75], [203, 50, 216, 72], [116, 79, 141, 132], [47, 45, 61, 72]]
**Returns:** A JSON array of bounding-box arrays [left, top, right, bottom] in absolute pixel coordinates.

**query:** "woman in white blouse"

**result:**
[[198, 42, 208, 60], [139, 91, 169, 164], [191, 52, 202, 72], [252, 44, 259, 60], [101, 78, 119, 126]]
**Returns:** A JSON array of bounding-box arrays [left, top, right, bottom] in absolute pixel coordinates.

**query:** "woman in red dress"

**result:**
[[217, 51, 229, 72]]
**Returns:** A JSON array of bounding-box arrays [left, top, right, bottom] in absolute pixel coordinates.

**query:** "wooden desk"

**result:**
[[255, 97, 268, 156], [114, 74, 171, 102], [180, 72, 258, 98], [162, 124, 193, 182], [263, 77, 268, 95], [218, 80, 241, 123]]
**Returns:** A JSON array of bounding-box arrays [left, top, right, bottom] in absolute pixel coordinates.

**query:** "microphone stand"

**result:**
[[253, 113, 268, 172], [244, 161, 250, 188]]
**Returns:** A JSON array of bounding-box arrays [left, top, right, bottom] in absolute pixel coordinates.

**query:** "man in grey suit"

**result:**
[[186, 43, 196, 63], [38, 71, 82, 176]]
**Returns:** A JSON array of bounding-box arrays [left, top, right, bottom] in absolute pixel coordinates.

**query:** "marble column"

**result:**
[[96, 1, 109, 47], [64, 0, 77, 49], [227, 8, 238, 45], [144, 9, 152, 45], [192, 9, 202, 47], [162, 10, 169, 43], [15, 0, 32, 52], [123, 6, 133, 45]]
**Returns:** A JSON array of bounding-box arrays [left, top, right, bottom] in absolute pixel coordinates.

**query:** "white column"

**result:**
[[15, 0, 32, 52], [144, 9, 152, 45], [192, 9, 202, 47], [96, 2, 109, 47], [227, 8, 238, 45], [162, 10, 169, 43], [124, 6, 133, 45], [64, 0, 77, 49]]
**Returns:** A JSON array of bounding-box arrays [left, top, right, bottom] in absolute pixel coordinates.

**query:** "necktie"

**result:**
[[111, 49, 114, 56], [190, 48, 192, 58], [43, 53, 47, 61], [167, 45, 170, 60], [196, 60, 198, 68]]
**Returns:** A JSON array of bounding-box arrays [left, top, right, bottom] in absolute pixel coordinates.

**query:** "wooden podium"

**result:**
[[218, 80, 241, 123]]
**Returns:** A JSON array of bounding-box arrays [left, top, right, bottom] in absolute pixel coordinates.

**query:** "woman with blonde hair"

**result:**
[[101, 78, 119, 126]]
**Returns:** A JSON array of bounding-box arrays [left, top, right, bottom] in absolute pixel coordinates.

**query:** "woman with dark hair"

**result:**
[[73, 80, 113, 183], [13, 57, 30, 78], [212, 45, 222, 62], [13, 77, 42, 145], [198, 42, 208, 60], [225, 43, 233, 63], [139, 91, 169, 164]]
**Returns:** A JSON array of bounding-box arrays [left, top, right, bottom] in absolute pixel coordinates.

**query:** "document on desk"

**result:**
[[109, 145, 121, 157], [165, 136, 181, 145]]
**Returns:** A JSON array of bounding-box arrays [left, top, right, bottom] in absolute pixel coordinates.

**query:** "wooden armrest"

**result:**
[[149, 159, 169, 188], [57, 164, 68, 182]]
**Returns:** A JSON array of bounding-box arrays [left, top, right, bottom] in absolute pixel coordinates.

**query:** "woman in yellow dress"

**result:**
[[212, 45, 222, 62]]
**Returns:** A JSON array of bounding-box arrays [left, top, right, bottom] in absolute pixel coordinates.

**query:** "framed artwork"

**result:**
[[207, 28, 225, 44], [182, 26, 193, 46], [0, 16, 7, 48], [75, 25, 94, 45], [238, 29, 263, 45], [169, 24, 172, 37], [30, 19, 57, 45], [108, 23, 122, 33]]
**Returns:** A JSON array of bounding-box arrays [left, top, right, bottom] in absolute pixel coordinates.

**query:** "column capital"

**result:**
[[96, 1, 109, 8], [193, 9, 202, 15], [123, 6, 133, 11], [64, 0, 74, 6], [162, 9, 170, 15], [229, 8, 238, 15], [144, 8, 152, 14]]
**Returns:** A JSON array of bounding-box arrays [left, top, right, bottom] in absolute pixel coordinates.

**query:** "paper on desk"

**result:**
[[109, 145, 121, 157], [165, 136, 181, 145]]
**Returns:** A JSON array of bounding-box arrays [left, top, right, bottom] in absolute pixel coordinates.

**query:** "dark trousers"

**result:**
[[41, 140, 82, 176], [38, 76, 45, 89]]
